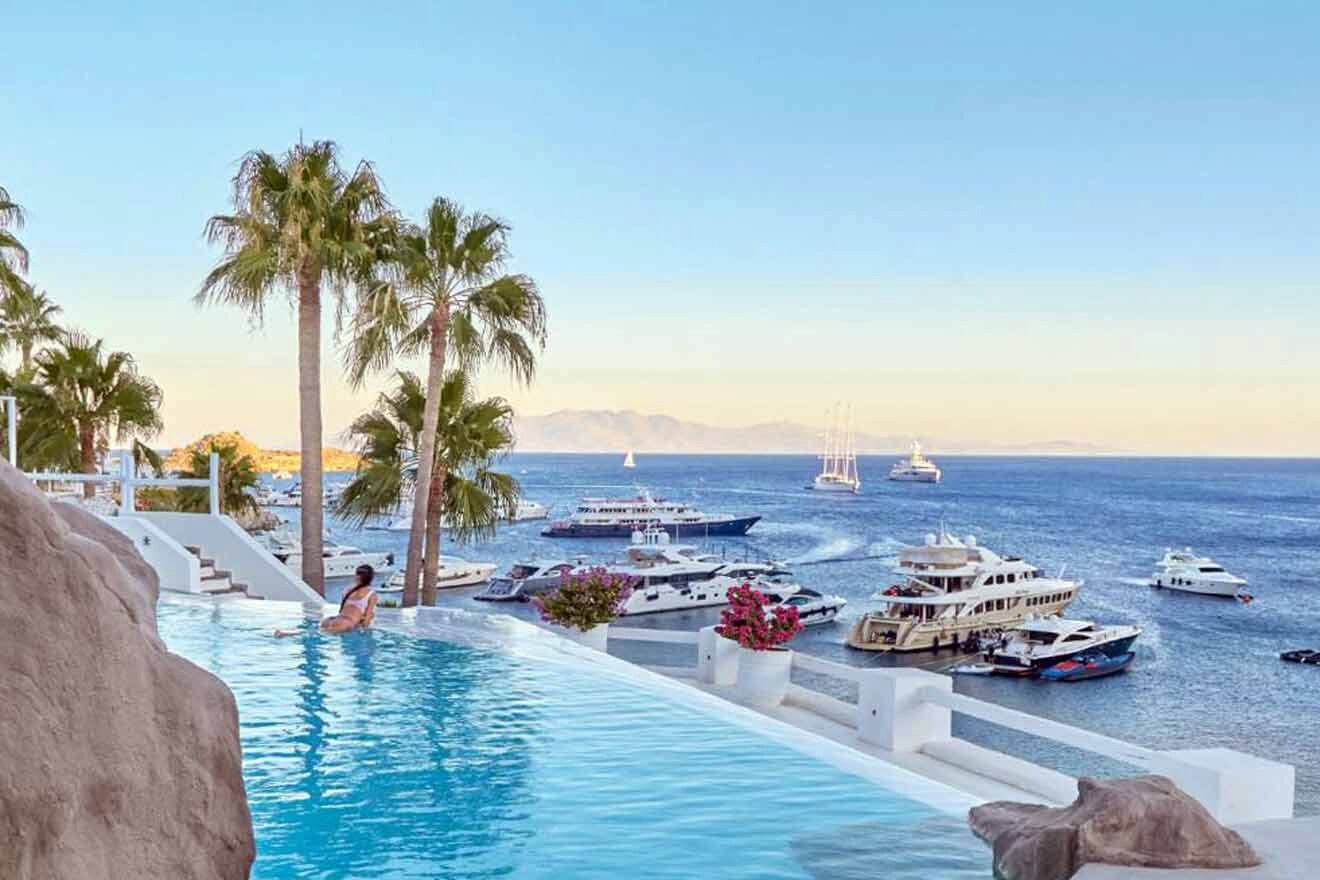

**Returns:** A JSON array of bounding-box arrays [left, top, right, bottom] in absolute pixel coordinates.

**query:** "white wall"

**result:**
[[136, 512, 324, 605], [104, 516, 201, 594]]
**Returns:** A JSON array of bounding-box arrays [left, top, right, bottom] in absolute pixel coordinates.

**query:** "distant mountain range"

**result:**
[[511, 410, 1121, 455]]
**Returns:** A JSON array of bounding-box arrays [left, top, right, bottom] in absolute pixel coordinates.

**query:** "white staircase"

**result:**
[[184, 544, 265, 599]]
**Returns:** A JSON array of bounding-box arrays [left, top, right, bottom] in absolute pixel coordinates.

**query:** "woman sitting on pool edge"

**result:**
[[276, 564, 378, 637]]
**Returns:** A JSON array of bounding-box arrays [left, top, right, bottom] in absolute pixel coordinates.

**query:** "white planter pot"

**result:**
[[562, 622, 609, 651], [735, 647, 792, 707]]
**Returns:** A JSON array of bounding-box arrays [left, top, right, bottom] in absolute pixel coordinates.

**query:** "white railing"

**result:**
[[605, 624, 1295, 824], [27, 451, 220, 515]]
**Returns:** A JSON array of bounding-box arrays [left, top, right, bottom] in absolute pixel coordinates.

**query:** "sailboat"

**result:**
[[809, 403, 861, 494], [623, 450, 636, 469]]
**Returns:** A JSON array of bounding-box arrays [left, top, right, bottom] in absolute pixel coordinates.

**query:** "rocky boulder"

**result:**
[[969, 775, 1260, 880], [0, 462, 255, 879]]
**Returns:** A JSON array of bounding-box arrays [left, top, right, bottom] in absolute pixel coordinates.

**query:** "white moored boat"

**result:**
[[1150, 548, 1248, 598], [808, 403, 861, 494], [262, 530, 394, 579], [378, 556, 497, 605], [986, 616, 1142, 675], [846, 529, 1081, 652], [888, 441, 941, 483], [623, 450, 636, 469]]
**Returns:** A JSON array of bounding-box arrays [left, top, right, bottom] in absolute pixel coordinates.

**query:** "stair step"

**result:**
[[199, 557, 216, 568], [184, 545, 201, 556], [204, 586, 248, 597]]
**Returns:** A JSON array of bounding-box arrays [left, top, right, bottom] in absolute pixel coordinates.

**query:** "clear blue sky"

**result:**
[[3, 2, 1318, 453]]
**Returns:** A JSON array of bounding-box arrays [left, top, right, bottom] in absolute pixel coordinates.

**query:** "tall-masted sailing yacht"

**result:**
[[809, 403, 861, 494]]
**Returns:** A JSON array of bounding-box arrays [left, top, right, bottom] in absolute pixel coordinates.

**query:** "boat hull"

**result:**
[[1040, 652, 1134, 681], [1150, 577, 1242, 597], [888, 471, 940, 483], [989, 633, 1140, 674], [809, 478, 860, 494], [541, 516, 762, 539]]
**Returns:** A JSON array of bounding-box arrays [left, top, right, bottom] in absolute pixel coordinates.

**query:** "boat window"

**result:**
[[994, 574, 1004, 585], [1199, 566, 1224, 573], [1007, 573, 1016, 583]]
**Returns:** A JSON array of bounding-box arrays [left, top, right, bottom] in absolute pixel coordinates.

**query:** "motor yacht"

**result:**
[[754, 583, 848, 627], [257, 484, 302, 507], [888, 441, 941, 483], [541, 487, 760, 538], [846, 529, 1081, 652], [808, 403, 860, 494], [474, 559, 580, 602], [1150, 548, 1248, 598], [377, 556, 497, 606], [985, 616, 1142, 676], [262, 530, 393, 579]]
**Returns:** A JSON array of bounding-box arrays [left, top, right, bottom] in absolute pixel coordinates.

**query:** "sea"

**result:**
[[285, 453, 1320, 815]]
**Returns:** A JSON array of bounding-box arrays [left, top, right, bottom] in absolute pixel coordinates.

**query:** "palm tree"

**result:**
[[176, 439, 260, 516], [336, 370, 519, 606], [22, 333, 163, 496], [348, 198, 544, 606], [0, 287, 62, 374], [197, 140, 394, 594], [0, 185, 27, 298]]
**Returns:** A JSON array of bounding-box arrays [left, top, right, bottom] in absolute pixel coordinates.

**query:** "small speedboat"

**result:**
[[1039, 651, 1134, 681], [951, 662, 995, 676], [1281, 649, 1320, 666]]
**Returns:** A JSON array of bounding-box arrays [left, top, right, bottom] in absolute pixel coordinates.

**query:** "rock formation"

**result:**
[[164, 429, 360, 473], [969, 775, 1260, 880], [0, 461, 255, 879]]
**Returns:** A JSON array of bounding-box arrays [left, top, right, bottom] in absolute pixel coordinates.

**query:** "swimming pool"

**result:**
[[159, 598, 991, 879]]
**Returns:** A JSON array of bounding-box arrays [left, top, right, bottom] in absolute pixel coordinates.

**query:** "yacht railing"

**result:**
[[604, 624, 1294, 824]]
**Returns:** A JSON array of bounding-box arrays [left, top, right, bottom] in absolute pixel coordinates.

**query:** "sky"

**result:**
[[2, 1, 1318, 455]]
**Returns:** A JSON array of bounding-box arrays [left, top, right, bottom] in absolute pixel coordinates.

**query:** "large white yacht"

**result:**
[[846, 530, 1081, 652], [888, 441, 941, 483], [1150, 548, 1248, 598], [986, 616, 1142, 675], [541, 488, 760, 538], [809, 403, 861, 494]]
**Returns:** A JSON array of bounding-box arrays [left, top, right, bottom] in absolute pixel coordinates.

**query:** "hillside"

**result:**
[[164, 431, 361, 473], [511, 410, 1120, 455]]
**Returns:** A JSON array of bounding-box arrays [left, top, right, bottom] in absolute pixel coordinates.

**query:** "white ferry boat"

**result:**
[[541, 488, 760, 538], [888, 441, 941, 483], [986, 616, 1142, 675], [846, 530, 1081, 652], [1150, 548, 1248, 598], [809, 403, 860, 494]]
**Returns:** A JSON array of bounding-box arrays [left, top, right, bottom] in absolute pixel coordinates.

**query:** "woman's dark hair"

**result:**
[[338, 565, 376, 612]]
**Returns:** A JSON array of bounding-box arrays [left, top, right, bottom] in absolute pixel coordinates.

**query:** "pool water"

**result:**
[[158, 598, 990, 879]]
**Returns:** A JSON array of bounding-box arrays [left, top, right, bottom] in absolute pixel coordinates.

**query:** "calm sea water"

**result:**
[[296, 454, 1320, 815]]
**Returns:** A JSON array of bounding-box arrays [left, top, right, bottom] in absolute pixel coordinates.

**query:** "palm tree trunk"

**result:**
[[402, 304, 449, 608], [78, 423, 96, 499], [420, 464, 446, 606], [297, 265, 326, 595], [20, 342, 32, 374]]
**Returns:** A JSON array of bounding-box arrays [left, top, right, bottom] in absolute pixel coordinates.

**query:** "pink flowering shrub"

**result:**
[[532, 567, 635, 632], [715, 583, 802, 650]]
